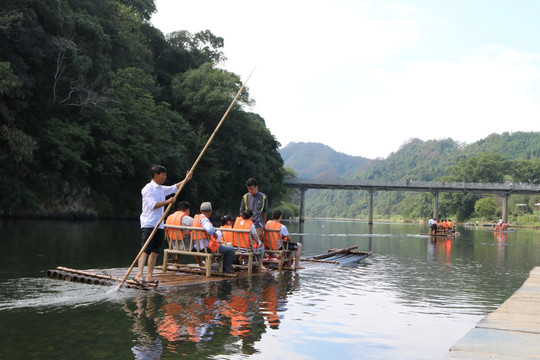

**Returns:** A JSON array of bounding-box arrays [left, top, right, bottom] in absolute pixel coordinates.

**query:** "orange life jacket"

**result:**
[[221, 224, 233, 244], [192, 214, 219, 253], [233, 217, 256, 249], [165, 211, 189, 241], [447, 221, 453, 228], [441, 220, 448, 229], [264, 220, 282, 250]]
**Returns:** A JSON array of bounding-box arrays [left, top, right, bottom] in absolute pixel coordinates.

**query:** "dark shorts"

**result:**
[[430, 224, 437, 230], [141, 228, 164, 254], [280, 242, 298, 251]]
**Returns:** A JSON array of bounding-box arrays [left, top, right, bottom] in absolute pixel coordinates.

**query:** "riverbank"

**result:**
[[445, 266, 540, 359], [288, 216, 540, 230]]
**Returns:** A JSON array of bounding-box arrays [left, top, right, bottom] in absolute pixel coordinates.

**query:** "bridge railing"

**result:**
[[284, 178, 540, 193]]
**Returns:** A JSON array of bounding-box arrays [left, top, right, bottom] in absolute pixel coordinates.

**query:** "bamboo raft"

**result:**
[[487, 229, 516, 233], [420, 232, 460, 237], [46, 246, 371, 290]]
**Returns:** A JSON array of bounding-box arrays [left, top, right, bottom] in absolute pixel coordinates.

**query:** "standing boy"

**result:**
[[240, 178, 268, 240]]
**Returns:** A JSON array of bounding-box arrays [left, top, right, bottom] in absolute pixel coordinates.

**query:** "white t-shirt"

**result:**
[[140, 180, 177, 229]]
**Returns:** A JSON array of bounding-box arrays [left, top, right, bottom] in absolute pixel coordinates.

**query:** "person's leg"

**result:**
[[137, 228, 152, 280], [137, 252, 148, 280], [145, 252, 159, 282], [294, 243, 304, 269], [220, 245, 235, 272]]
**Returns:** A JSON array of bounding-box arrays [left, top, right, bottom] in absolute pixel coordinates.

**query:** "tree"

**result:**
[[474, 197, 498, 220]]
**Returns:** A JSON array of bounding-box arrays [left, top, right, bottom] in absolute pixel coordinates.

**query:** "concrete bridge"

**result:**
[[284, 179, 540, 224]]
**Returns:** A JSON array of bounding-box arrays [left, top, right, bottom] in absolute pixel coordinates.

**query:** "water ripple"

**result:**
[[0, 278, 137, 312]]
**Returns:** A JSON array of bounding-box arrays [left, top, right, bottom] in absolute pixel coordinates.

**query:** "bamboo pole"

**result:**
[[117, 68, 255, 290], [299, 258, 340, 264], [311, 245, 358, 260]]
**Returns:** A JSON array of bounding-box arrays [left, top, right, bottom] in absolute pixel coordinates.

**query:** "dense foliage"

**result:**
[[0, 0, 284, 217]]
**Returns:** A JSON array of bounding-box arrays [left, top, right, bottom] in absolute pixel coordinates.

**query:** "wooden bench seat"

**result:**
[[263, 228, 293, 271], [226, 227, 263, 275], [163, 225, 223, 277]]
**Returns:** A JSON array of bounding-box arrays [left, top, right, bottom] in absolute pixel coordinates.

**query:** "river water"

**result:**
[[0, 219, 539, 360]]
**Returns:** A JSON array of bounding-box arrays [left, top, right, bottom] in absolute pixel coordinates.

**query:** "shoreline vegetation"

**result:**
[[3, 214, 540, 229]]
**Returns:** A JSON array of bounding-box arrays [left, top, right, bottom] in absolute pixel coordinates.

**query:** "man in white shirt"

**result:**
[[428, 217, 437, 234], [137, 165, 192, 283]]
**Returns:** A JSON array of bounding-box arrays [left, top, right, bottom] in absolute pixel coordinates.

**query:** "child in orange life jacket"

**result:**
[[266, 209, 304, 269], [217, 215, 235, 246]]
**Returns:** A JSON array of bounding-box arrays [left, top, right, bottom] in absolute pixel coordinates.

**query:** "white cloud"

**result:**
[[152, 1, 540, 159]]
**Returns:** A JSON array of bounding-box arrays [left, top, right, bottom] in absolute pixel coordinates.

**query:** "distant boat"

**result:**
[[420, 232, 460, 237]]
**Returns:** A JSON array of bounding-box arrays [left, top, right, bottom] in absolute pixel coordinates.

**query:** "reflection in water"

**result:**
[[428, 236, 454, 263], [124, 296, 163, 359], [124, 273, 301, 357], [494, 231, 508, 265], [1, 220, 538, 360]]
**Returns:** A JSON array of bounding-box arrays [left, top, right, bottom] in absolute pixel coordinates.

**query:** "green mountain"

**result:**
[[282, 132, 540, 221], [279, 142, 377, 179]]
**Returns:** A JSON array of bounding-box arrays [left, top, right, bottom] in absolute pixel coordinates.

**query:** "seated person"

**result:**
[[192, 202, 236, 274], [233, 209, 267, 268], [217, 215, 235, 246], [265, 209, 303, 269], [165, 201, 194, 250]]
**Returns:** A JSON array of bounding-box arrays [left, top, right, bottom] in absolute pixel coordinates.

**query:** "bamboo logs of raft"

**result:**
[[47, 266, 155, 289], [300, 246, 371, 264]]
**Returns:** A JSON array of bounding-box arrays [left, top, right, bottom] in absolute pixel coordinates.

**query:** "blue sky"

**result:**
[[152, 0, 540, 159]]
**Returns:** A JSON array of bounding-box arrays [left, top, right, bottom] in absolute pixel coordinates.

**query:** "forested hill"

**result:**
[[287, 132, 540, 221], [0, 1, 284, 217], [282, 132, 540, 182], [279, 142, 376, 178]]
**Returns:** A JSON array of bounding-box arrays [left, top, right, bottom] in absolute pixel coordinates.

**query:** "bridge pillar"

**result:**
[[368, 189, 374, 225], [299, 187, 306, 223], [501, 194, 508, 223], [432, 191, 439, 219]]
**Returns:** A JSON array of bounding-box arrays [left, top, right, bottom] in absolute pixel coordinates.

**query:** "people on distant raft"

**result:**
[[441, 219, 448, 232], [265, 209, 304, 269], [138, 165, 192, 284], [193, 202, 236, 274], [240, 178, 268, 240], [447, 219, 454, 233], [428, 217, 437, 234]]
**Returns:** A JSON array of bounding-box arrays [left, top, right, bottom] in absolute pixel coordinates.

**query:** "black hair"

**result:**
[[241, 209, 253, 219], [245, 178, 258, 187], [151, 165, 167, 177], [221, 214, 234, 225], [272, 209, 282, 220], [177, 201, 190, 211]]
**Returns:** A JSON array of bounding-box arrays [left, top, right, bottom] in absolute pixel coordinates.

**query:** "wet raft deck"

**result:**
[[46, 246, 371, 290]]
